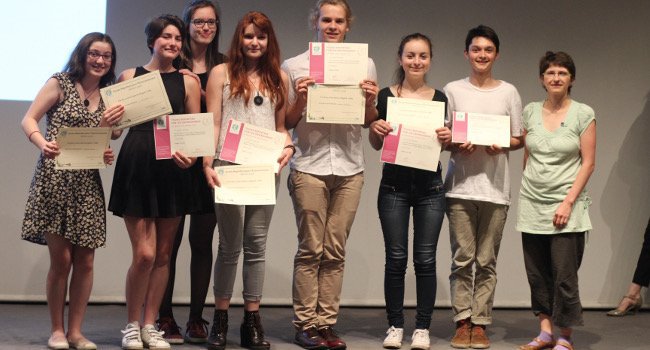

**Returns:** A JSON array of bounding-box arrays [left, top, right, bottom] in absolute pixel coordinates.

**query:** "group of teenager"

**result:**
[[19, 0, 610, 350]]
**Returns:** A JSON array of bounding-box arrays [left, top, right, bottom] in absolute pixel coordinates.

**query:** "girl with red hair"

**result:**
[[202, 11, 293, 350]]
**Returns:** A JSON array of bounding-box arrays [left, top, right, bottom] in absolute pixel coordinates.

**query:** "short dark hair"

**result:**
[[539, 51, 576, 93], [465, 24, 500, 52], [63, 32, 117, 87], [145, 14, 186, 54]]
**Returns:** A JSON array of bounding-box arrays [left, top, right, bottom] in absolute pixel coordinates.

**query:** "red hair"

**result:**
[[227, 11, 285, 111]]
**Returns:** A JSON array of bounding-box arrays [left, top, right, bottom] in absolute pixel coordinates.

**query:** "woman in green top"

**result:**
[[516, 51, 596, 350]]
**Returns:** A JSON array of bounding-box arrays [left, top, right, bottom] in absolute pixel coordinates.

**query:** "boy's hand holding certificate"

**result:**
[[218, 119, 286, 173], [100, 70, 172, 130], [153, 113, 215, 160], [451, 112, 511, 148], [213, 164, 275, 205], [55, 127, 111, 170]]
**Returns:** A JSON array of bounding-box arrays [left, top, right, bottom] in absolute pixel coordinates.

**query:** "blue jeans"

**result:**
[[377, 163, 445, 329]]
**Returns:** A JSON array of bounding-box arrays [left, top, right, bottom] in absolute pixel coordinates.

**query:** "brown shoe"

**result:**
[[470, 324, 490, 349], [294, 326, 328, 350], [185, 318, 209, 343], [156, 316, 184, 344], [450, 319, 471, 349], [319, 326, 346, 349]]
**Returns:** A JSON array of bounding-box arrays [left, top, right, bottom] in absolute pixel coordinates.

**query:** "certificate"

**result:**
[[218, 119, 285, 173], [309, 42, 368, 85], [55, 127, 111, 170], [100, 70, 172, 130], [452, 112, 511, 148], [306, 85, 365, 124], [386, 97, 445, 128], [381, 123, 441, 172], [213, 164, 275, 205], [153, 113, 215, 159]]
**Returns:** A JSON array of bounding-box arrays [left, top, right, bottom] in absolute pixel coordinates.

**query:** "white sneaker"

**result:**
[[410, 329, 430, 350], [121, 322, 143, 350], [383, 326, 404, 348], [141, 324, 171, 349]]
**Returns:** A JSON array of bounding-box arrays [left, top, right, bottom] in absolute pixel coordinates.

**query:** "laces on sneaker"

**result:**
[[383, 326, 404, 348], [411, 329, 430, 349]]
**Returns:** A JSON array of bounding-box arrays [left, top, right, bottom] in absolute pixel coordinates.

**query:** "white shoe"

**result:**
[[141, 324, 171, 349], [121, 322, 143, 350], [410, 329, 430, 350], [383, 326, 404, 349]]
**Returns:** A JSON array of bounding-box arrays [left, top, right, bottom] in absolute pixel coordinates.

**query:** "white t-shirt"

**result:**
[[443, 78, 523, 205], [281, 50, 377, 176]]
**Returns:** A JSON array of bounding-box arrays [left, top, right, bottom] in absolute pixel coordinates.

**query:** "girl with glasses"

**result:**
[[20, 32, 123, 350], [156, 1, 227, 345]]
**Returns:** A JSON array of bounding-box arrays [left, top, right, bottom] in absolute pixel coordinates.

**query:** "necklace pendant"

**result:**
[[253, 92, 263, 106], [83, 99, 90, 107]]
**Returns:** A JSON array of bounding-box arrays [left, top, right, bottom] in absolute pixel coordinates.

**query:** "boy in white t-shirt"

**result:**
[[443, 24, 523, 349]]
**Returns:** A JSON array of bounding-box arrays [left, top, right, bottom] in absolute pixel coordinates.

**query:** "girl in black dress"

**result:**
[[108, 15, 201, 350]]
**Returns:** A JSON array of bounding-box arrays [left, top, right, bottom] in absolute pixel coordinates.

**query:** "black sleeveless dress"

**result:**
[[108, 67, 198, 218]]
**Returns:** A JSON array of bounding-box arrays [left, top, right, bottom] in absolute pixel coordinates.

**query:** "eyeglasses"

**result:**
[[87, 50, 112, 61], [543, 71, 570, 78], [191, 19, 218, 28]]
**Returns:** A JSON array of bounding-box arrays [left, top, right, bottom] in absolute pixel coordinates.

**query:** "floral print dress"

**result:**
[[21, 73, 107, 249]]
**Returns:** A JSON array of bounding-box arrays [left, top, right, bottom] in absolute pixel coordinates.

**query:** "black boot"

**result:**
[[207, 309, 228, 350], [240, 310, 270, 349]]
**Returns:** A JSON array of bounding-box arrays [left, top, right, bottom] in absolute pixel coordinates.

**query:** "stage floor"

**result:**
[[1, 304, 646, 349]]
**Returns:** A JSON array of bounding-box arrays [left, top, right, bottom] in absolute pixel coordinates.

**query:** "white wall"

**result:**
[[1, 0, 649, 308]]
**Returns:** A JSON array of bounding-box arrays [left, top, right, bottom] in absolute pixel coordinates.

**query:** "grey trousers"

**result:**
[[213, 175, 278, 301], [522, 232, 585, 328]]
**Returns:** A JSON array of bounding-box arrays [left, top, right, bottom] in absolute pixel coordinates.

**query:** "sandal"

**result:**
[[518, 337, 555, 350], [553, 339, 574, 350]]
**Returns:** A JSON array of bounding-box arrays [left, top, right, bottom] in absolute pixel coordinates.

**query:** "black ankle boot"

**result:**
[[240, 310, 270, 349], [207, 309, 228, 350]]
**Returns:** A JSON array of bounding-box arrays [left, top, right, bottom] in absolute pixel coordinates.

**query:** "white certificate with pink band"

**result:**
[[451, 112, 511, 148], [153, 113, 215, 160], [213, 164, 275, 205], [381, 124, 441, 172], [218, 119, 285, 173], [381, 97, 444, 171], [309, 42, 368, 85]]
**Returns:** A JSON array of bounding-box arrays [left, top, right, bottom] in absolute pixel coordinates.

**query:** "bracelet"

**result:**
[[28, 130, 41, 142], [284, 144, 296, 154]]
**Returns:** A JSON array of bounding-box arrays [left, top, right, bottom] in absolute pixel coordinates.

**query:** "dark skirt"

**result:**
[[108, 125, 199, 218]]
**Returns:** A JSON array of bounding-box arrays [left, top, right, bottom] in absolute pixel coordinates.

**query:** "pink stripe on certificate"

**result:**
[[380, 124, 402, 164], [451, 111, 468, 143], [309, 42, 325, 83], [220, 119, 245, 162], [153, 115, 172, 159]]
